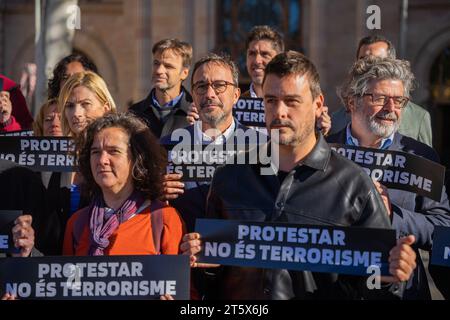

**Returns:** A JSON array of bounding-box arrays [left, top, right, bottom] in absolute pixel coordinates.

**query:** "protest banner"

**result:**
[[330, 144, 445, 201], [0, 136, 75, 171], [430, 226, 450, 268], [0, 130, 34, 137], [0, 210, 22, 254], [233, 97, 265, 127], [196, 219, 396, 276], [166, 143, 239, 182], [0, 255, 190, 300]]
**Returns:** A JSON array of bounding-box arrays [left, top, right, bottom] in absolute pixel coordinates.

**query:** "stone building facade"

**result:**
[[1, 0, 449, 160]]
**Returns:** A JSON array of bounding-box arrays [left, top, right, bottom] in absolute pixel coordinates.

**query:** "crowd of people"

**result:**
[[0, 26, 449, 300]]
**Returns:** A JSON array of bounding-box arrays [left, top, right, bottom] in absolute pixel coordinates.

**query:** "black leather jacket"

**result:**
[[202, 133, 401, 299]]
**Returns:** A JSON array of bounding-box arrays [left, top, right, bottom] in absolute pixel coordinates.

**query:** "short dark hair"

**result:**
[[263, 50, 322, 99], [152, 38, 193, 68], [356, 35, 396, 59], [47, 53, 98, 99], [191, 53, 239, 87], [245, 25, 285, 53], [77, 112, 167, 200]]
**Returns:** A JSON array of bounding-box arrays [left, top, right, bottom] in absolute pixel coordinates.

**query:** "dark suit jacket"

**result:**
[[160, 119, 257, 232], [0, 161, 48, 255], [329, 101, 432, 147], [327, 129, 450, 299], [129, 86, 192, 138]]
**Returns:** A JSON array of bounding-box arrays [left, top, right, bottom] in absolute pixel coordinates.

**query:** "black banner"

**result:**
[[233, 97, 265, 127], [0, 210, 22, 254], [0, 136, 76, 172], [431, 226, 450, 268], [0, 130, 34, 137], [330, 144, 445, 201], [165, 144, 244, 182], [0, 255, 190, 300], [195, 219, 396, 276]]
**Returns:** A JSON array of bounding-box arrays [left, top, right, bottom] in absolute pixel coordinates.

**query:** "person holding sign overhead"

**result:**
[[63, 112, 184, 256], [181, 51, 417, 300], [327, 56, 450, 299]]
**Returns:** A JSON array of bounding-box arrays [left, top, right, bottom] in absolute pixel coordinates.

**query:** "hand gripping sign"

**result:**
[[0, 255, 190, 300]]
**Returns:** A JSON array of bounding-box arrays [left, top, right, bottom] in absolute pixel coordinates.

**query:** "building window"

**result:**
[[430, 45, 450, 104], [216, 0, 302, 86]]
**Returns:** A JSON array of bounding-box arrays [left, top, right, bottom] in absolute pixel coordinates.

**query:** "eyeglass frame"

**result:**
[[192, 80, 237, 95], [360, 93, 410, 109]]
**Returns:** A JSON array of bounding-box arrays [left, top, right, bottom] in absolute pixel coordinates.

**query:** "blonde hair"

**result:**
[[58, 71, 117, 136], [33, 98, 58, 136]]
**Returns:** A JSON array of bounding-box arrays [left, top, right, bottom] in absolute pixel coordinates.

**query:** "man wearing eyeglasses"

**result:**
[[330, 35, 432, 147], [180, 51, 418, 300], [327, 56, 450, 300], [161, 53, 262, 232], [161, 53, 264, 299]]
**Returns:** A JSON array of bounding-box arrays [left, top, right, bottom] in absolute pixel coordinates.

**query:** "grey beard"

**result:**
[[201, 109, 227, 127], [368, 117, 399, 138], [355, 105, 399, 139]]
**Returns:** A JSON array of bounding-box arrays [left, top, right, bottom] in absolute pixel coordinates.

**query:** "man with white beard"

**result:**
[[327, 56, 450, 300]]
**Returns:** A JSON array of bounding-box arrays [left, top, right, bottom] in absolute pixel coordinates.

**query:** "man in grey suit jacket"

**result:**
[[330, 35, 432, 147], [327, 56, 450, 299]]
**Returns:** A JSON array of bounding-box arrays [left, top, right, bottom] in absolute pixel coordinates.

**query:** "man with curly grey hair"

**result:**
[[337, 56, 415, 146], [327, 56, 450, 300], [330, 35, 432, 147]]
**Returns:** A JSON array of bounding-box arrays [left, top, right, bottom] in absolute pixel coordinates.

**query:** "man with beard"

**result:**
[[242, 25, 331, 135], [329, 35, 432, 147], [161, 53, 263, 299], [129, 39, 193, 138], [161, 53, 261, 232], [241, 25, 284, 99], [180, 51, 417, 300], [327, 56, 450, 299]]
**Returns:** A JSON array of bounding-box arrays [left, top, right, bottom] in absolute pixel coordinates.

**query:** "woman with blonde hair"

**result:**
[[54, 72, 118, 245], [32, 98, 68, 255], [33, 98, 62, 137], [58, 71, 116, 137]]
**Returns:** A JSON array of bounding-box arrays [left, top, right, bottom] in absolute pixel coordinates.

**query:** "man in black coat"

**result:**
[[180, 51, 417, 300], [129, 38, 193, 138]]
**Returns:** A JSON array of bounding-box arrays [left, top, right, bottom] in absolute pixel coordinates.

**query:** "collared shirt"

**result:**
[[345, 123, 394, 150], [193, 119, 236, 145], [151, 90, 184, 109], [249, 83, 258, 98], [205, 133, 394, 299]]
